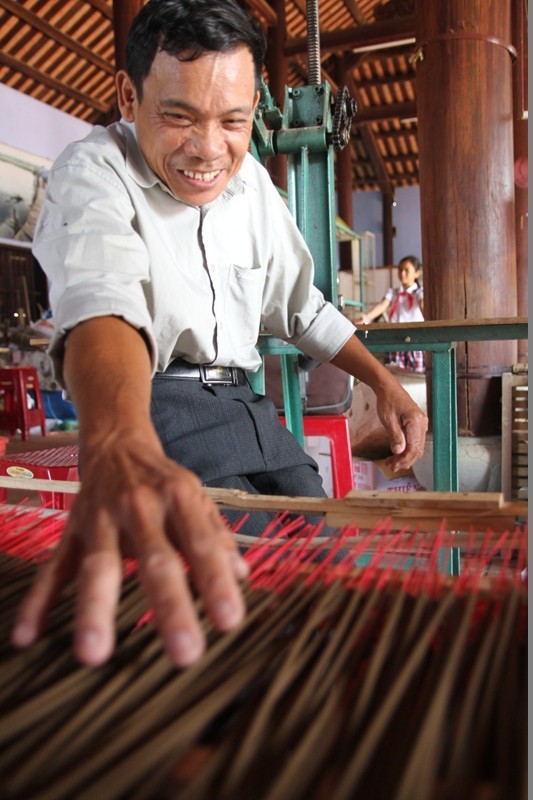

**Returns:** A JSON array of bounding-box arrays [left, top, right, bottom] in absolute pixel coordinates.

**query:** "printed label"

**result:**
[[6, 466, 35, 479]]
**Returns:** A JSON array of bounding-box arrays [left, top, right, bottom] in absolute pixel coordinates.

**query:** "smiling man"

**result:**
[[13, 0, 427, 670], [117, 47, 259, 206]]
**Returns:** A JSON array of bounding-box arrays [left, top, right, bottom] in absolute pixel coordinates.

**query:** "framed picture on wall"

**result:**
[[0, 142, 51, 243]]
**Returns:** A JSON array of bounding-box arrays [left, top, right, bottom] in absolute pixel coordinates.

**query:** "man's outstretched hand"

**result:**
[[11, 434, 248, 668]]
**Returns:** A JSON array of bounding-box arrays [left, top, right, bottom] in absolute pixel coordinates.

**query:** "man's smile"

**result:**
[[181, 169, 222, 182]]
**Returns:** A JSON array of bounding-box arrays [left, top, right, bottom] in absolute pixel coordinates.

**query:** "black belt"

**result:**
[[162, 359, 248, 386]]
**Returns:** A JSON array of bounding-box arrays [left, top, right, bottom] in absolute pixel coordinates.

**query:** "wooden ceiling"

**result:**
[[0, 0, 421, 192]]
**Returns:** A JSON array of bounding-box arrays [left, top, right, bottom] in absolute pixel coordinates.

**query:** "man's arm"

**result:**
[[330, 334, 428, 470], [12, 316, 248, 668]]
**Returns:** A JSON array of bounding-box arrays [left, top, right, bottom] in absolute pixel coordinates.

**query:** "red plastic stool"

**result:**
[[0, 444, 79, 509], [280, 415, 354, 498], [0, 367, 47, 440]]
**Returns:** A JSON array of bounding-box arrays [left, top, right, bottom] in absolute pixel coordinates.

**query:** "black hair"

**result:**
[[398, 255, 421, 270], [399, 255, 422, 287], [125, 0, 267, 100]]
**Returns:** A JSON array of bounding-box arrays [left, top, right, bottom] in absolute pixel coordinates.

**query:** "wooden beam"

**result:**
[[0, 50, 108, 113], [85, 0, 113, 19], [343, 0, 367, 26], [356, 72, 416, 92], [340, 43, 417, 73], [207, 488, 528, 534], [285, 16, 415, 56], [0, 477, 525, 535], [289, 0, 307, 17], [347, 75, 393, 195], [0, 0, 114, 75], [246, 0, 278, 26], [354, 100, 417, 124]]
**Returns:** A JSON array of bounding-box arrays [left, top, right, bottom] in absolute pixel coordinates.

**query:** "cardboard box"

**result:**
[[352, 457, 422, 493]]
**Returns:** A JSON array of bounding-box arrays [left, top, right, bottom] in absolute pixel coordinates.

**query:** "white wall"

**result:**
[[353, 190, 385, 265], [352, 185, 422, 268], [0, 84, 92, 161], [392, 185, 422, 266]]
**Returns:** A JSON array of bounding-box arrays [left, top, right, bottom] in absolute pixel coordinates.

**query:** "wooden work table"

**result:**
[[257, 317, 528, 499]]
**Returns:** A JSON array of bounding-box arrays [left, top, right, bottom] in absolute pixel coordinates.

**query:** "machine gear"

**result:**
[[331, 86, 357, 152]]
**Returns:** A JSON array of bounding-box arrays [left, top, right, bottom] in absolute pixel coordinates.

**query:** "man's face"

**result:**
[[117, 47, 259, 206]]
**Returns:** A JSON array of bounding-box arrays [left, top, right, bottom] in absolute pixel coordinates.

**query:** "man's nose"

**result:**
[[184, 124, 225, 160]]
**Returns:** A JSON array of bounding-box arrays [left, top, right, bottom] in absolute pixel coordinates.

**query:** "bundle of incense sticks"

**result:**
[[0, 502, 527, 800]]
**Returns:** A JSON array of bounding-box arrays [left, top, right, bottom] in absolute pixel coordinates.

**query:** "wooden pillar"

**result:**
[[416, 0, 518, 437], [512, 0, 528, 363], [382, 189, 394, 266], [514, 119, 528, 363], [112, 0, 144, 74], [96, 0, 144, 125], [265, 0, 288, 192]]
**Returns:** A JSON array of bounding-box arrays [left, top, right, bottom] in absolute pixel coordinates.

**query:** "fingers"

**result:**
[[185, 530, 247, 632], [11, 509, 124, 667], [138, 546, 206, 666], [74, 549, 122, 666], [11, 535, 79, 649], [12, 463, 248, 670], [387, 433, 424, 470], [128, 482, 247, 668], [168, 488, 247, 633], [388, 428, 407, 457], [377, 388, 428, 471]]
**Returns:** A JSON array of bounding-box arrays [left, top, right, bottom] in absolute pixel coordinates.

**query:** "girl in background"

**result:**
[[359, 255, 425, 373]]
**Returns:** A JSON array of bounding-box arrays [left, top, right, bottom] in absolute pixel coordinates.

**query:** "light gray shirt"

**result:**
[[33, 120, 355, 382]]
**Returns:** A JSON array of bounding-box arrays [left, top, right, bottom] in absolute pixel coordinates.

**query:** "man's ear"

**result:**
[[116, 71, 137, 122]]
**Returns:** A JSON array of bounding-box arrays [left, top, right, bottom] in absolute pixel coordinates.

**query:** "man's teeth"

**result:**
[[183, 170, 220, 181]]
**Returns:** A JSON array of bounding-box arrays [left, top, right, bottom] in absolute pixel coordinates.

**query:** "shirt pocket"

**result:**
[[224, 263, 264, 349]]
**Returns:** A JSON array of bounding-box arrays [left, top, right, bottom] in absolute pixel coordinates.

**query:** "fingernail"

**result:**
[[76, 629, 110, 665], [166, 630, 204, 666], [79, 629, 101, 649], [12, 621, 35, 647], [215, 598, 243, 630], [230, 553, 250, 580]]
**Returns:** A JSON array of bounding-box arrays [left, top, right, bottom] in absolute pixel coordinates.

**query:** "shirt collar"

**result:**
[[120, 119, 253, 209], [121, 119, 161, 190]]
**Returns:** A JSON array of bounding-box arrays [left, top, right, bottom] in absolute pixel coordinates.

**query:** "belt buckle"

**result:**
[[200, 366, 236, 385]]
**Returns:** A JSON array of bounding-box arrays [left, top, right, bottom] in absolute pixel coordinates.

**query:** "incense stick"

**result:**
[[0, 504, 526, 800]]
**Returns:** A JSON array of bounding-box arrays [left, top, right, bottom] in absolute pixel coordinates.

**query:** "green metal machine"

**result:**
[[251, 0, 356, 446], [248, 1, 528, 578]]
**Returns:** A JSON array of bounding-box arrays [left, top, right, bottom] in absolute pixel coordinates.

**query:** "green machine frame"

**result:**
[[251, 78, 342, 446], [248, 4, 527, 577]]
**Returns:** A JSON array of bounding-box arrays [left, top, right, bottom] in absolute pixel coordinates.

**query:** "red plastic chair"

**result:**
[[0, 367, 46, 441], [280, 415, 354, 498], [0, 444, 79, 509]]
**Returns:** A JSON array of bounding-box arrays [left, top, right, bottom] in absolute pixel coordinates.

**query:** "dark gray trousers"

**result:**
[[150, 374, 327, 535]]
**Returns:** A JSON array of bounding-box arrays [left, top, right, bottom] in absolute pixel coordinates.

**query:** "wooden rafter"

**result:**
[[0, 0, 113, 76], [0, 0, 425, 193]]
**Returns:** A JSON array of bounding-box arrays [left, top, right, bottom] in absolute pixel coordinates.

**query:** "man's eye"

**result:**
[[164, 113, 190, 123]]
